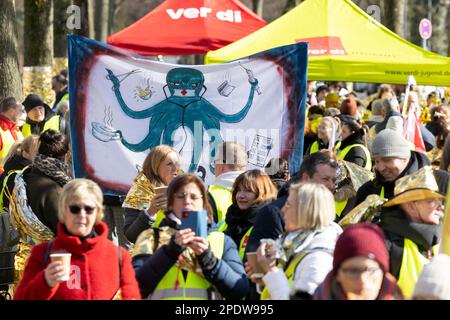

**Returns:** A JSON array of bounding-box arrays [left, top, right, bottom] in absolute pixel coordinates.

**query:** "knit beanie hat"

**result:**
[[340, 96, 357, 116], [22, 94, 49, 113], [333, 223, 389, 272], [413, 254, 450, 300], [325, 93, 340, 109], [371, 129, 411, 159]]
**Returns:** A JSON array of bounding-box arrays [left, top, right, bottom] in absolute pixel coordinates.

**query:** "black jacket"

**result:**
[[224, 203, 261, 249], [337, 130, 368, 168], [378, 206, 441, 278], [355, 151, 435, 205], [0, 155, 31, 210]]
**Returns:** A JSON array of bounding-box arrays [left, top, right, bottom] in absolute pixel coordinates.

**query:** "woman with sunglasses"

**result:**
[[131, 173, 248, 300], [314, 223, 403, 300], [14, 179, 141, 300], [123, 145, 181, 243]]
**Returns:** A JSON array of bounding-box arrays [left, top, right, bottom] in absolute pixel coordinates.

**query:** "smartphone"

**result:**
[[154, 186, 168, 196], [180, 210, 208, 238]]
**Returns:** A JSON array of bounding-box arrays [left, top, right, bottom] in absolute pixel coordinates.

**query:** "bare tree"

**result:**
[[95, 0, 110, 42], [24, 0, 53, 67], [252, 0, 264, 18], [431, 0, 450, 55], [0, 0, 22, 99], [54, 0, 72, 59], [73, 0, 94, 38], [382, 0, 406, 38], [283, 0, 303, 14]]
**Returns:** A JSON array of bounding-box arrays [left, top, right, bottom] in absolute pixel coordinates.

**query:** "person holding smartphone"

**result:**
[[131, 173, 248, 300], [122, 145, 181, 243]]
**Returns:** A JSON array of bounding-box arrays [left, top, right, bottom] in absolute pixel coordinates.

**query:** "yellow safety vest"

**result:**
[[21, 115, 60, 137], [208, 185, 232, 229], [309, 141, 341, 155], [238, 226, 253, 260], [335, 199, 348, 218], [152, 209, 166, 228], [336, 144, 372, 171], [0, 127, 23, 160], [149, 231, 225, 300], [260, 253, 307, 300], [397, 238, 439, 298]]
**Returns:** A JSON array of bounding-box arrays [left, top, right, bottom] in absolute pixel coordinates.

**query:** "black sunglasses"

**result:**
[[68, 204, 96, 215]]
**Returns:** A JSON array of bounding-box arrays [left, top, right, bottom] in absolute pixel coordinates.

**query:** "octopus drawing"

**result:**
[[92, 67, 259, 174]]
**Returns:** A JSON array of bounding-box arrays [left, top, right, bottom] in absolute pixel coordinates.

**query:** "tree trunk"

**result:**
[[382, 0, 406, 38], [95, 0, 110, 42], [54, 0, 72, 59], [252, 0, 264, 18], [73, 0, 94, 38], [0, 0, 22, 99], [24, 0, 54, 67], [431, 0, 450, 56]]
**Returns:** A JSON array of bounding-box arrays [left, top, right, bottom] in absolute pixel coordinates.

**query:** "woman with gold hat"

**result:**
[[123, 145, 181, 243], [377, 166, 445, 298]]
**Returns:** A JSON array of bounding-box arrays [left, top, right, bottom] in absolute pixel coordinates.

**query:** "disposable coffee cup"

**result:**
[[246, 252, 264, 278], [50, 253, 71, 281]]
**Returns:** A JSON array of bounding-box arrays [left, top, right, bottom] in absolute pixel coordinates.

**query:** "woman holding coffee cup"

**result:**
[[131, 173, 248, 300], [248, 183, 342, 300], [14, 179, 141, 300], [123, 145, 181, 243]]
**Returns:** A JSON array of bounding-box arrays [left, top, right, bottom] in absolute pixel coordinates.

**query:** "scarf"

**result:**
[[33, 154, 72, 186], [225, 203, 260, 245]]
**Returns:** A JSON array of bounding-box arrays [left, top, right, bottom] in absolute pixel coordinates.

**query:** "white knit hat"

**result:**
[[413, 254, 450, 300]]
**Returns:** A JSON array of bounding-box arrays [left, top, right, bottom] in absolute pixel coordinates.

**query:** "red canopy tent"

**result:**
[[107, 0, 267, 56]]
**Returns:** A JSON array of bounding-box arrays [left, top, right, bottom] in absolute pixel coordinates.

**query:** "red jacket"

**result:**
[[14, 221, 141, 300]]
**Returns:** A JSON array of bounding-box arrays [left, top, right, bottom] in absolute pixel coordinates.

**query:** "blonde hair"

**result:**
[[288, 182, 335, 230], [142, 145, 180, 186], [1, 135, 39, 166], [58, 179, 104, 224]]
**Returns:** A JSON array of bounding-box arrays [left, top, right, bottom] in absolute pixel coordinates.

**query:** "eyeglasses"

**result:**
[[339, 266, 381, 279], [68, 204, 96, 215], [174, 193, 203, 201]]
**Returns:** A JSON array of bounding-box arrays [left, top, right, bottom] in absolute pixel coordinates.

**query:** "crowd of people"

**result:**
[[0, 76, 450, 301]]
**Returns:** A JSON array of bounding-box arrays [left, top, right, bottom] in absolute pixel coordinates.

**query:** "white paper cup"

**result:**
[[50, 253, 71, 281]]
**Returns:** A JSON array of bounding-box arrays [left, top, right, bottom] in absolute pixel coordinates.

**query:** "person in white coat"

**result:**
[[249, 182, 342, 300]]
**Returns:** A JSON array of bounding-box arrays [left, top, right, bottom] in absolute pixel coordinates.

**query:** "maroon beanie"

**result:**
[[333, 223, 389, 272], [340, 96, 357, 116]]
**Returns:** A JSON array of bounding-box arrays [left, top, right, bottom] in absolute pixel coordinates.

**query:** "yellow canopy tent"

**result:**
[[205, 0, 450, 86]]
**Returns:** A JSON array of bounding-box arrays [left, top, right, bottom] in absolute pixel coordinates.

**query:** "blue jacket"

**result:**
[[132, 221, 249, 300]]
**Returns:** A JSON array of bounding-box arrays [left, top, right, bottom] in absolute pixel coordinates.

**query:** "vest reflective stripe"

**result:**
[[336, 144, 372, 171], [0, 169, 21, 211], [309, 141, 341, 155], [260, 253, 307, 300], [150, 231, 225, 300], [397, 238, 439, 298], [152, 209, 166, 228], [238, 227, 253, 260], [21, 115, 60, 137], [208, 185, 232, 224], [0, 128, 22, 160], [335, 199, 348, 218]]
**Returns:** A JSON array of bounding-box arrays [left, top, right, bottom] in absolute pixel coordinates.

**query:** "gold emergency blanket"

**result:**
[[335, 160, 374, 202], [132, 226, 202, 275], [122, 171, 155, 211], [338, 194, 387, 228]]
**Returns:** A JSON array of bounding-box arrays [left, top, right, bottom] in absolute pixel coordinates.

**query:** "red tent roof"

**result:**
[[107, 0, 267, 56]]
